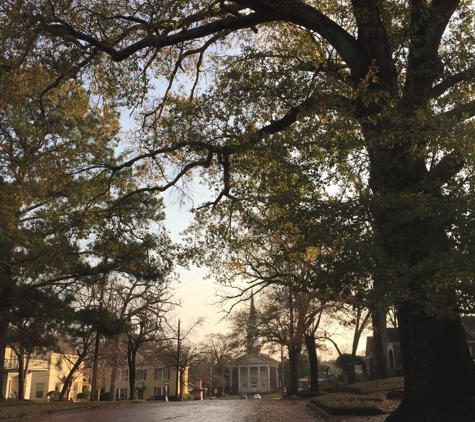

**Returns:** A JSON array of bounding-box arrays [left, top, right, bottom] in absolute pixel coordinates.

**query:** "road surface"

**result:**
[[21, 398, 318, 422]]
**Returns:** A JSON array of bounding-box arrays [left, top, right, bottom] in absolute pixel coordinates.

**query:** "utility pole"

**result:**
[[281, 344, 285, 398], [204, 355, 207, 401], [175, 319, 180, 400], [210, 357, 213, 398]]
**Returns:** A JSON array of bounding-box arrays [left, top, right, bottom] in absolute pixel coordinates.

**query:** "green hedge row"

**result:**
[[310, 396, 384, 416], [296, 389, 322, 398]]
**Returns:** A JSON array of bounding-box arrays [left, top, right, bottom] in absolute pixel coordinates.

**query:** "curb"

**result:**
[[306, 401, 334, 421]]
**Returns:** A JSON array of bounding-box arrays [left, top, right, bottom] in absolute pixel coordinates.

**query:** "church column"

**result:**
[[237, 366, 240, 392], [247, 367, 250, 393], [267, 364, 271, 392], [258, 366, 261, 392]]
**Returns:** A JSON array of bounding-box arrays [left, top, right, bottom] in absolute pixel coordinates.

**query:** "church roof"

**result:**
[[235, 353, 279, 365]]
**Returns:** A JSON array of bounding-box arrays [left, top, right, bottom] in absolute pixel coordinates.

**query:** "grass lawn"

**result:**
[[309, 377, 404, 416], [0, 399, 100, 420]]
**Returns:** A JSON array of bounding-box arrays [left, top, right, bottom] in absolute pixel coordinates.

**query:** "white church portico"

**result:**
[[230, 293, 280, 395], [235, 354, 278, 394]]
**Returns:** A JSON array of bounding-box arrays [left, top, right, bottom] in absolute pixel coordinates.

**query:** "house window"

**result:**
[[117, 369, 128, 381], [36, 383, 44, 399], [116, 388, 127, 400], [136, 369, 147, 380], [154, 368, 170, 380]]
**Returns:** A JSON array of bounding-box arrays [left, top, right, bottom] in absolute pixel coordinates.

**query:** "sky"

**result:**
[[162, 189, 232, 343], [117, 106, 232, 343]]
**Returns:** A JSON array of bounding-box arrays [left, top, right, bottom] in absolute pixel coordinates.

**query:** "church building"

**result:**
[[229, 295, 280, 394]]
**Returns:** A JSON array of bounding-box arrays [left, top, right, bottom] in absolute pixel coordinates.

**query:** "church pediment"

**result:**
[[235, 353, 279, 366]]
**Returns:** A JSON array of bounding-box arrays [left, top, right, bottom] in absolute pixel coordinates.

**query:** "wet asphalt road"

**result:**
[[21, 399, 319, 422]]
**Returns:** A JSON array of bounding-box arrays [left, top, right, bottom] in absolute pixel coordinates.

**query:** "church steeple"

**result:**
[[246, 292, 260, 355]]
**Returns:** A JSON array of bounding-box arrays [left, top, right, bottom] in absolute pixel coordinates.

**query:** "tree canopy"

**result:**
[[3, 1, 475, 419]]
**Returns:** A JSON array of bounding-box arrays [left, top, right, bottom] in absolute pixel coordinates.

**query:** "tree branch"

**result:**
[[430, 66, 475, 99]]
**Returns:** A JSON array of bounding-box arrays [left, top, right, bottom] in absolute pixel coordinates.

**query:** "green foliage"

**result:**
[[335, 354, 362, 372], [76, 391, 90, 401], [296, 389, 321, 398], [4, 0, 475, 416]]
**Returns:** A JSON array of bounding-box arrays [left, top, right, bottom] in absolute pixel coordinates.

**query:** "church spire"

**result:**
[[247, 291, 260, 355]]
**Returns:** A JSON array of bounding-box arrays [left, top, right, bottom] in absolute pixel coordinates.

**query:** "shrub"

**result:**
[[76, 391, 90, 402], [310, 396, 384, 416], [355, 372, 369, 383], [47, 391, 60, 402]]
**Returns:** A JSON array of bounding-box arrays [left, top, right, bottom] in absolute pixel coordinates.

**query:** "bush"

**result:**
[[100, 391, 110, 401], [310, 396, 384, 416], [355, 372, 369, 383], [76, 390, 90, 402], [47, 391, 60, 402], [296, 389, 321, 398]]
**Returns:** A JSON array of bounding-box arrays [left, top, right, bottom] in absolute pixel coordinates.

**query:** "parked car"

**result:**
[[147, 395, 168, 401], [240, 393, 247, 399], [254, 394, 262, 399]]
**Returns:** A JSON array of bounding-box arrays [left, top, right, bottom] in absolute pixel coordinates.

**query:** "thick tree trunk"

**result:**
[[386, 307, 475, 422], [371, 307, 389, 380], [59, 354, 86, 401], [128, 347, 136, 400], [347, 356, 356, 385], [367, 147, 475, 420], [17, 353, 25, 400], [109, 342, 119, 402], [0, 317, 9, 399], [304, 333, 319, 392], [287, 344, 301, 396]]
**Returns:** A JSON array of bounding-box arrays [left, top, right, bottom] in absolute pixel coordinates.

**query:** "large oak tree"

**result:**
[[4, 1, 475, 419]]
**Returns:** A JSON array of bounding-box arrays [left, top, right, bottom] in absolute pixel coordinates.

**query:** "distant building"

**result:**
[[2, 347, 83, 401], [229, 295, 280, 394], [363, 316, 475, 375], [104, 353, 186, 400]]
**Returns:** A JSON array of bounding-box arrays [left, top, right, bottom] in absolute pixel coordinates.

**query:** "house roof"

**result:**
[[365, 327, 400, 356], [188, 382, 205, 391]]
